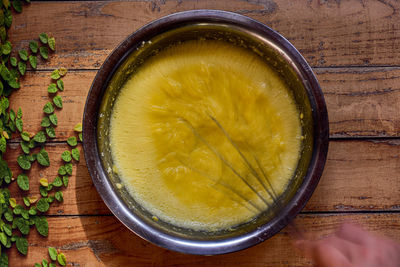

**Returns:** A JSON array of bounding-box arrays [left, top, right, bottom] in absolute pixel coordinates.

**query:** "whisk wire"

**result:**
[[178, 117, 272, 209], [208, 114, 279, 203], [176, 156, 263, 213], [178, 115, 304, 239]]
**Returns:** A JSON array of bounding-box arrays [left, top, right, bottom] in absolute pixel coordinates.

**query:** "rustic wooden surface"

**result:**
[[7, 0, 400, 266]]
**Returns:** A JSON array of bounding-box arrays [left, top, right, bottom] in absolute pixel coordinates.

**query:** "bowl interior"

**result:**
[[96, 23, 314, 241]]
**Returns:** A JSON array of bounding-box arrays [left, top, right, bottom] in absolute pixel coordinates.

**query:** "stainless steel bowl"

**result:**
[[83, 10, 329, 255]]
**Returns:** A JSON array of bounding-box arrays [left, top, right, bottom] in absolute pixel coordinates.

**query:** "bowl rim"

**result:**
[[83, 9, 329, 255]]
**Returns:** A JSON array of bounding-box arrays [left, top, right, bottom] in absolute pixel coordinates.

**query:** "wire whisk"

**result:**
[[177, 114, 304, 239]]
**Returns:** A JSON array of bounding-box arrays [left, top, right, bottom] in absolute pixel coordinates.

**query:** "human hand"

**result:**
[[295, 223, 400, 267]]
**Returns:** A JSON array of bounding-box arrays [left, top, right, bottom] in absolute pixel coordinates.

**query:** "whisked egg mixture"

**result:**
[[110, 40, 302, 231]]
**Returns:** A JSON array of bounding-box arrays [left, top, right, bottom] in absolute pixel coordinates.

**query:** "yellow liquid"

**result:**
[[110, 40, 301, 231]]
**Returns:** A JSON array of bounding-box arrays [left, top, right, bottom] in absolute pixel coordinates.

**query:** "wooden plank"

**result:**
[[3, 139, 400, 215], [8, 213, 400, 266], [8, 67, 400, 140], [9, 71, 88, 141], [8, 0, 400, 69], [4, 143, 109, 216], [316, 67, 400, 137], [306, 139, 400, 212]]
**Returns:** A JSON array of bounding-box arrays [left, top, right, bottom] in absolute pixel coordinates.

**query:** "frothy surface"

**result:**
[[110, 40, 301, 231]]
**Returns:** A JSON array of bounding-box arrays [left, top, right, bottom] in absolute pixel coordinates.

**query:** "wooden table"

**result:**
[[7, 0, 400, 266]]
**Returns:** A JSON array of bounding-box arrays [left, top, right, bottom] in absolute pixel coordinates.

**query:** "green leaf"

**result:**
[[28, 207, 36, 215], [74, 123, 82, 132], [18, 49, 28, 61], [15, 236, 28, 255], [48, 37, 55, 51], [15, 117, 22, 132], [53, 95, 63, 108], [0, 26, 5, 43], [4, 9, 12, 28], [79, 133, 83, 142], [3, 0, 10, 9], [28, 139, 36, 149], [49, 113, 57, 126], [21, 209, 29, 220], [62, 176, 69, 187], [43, 102, 54, 114], [26, 154, 36, 162], [34, 216, 48, 237], [65, 163, 72, 175], [0, 232, 6, 246], [58, 166, 66, 176], [15, 217, 29, 235], [39, 46, 49, 59], [61, 151, 71, 162], [72, 148, 80, 161], [18, 108, 23, 119], [55, 191, 63, 202], [52, 176, 62, 187], [39, 178, 48, 187], [29, 41, 38, 53], [49, 263, 56, 267], [20, 131, 30, 141], [58, 67, 67, 76], [33, 131, 46, 143], [42, 259, 48, 267], [29, 55, 37, 69], [48, 247, 57, 261], [39, 186, 48, 197], [17, 155, 31, 170], [34, 264, 40, 267], [41, 117, 51, 127], [67, 136, 77, 147], [37, 148, 50, 166], [39, 33, 48, 44], [47, 83, 57, 93], [51, 69, 60, 80], [13, 204, 23, 214], [3, 224, 11, 237], [22, 196, 30, 207], [9, 57, 16, 67], [17, 174, 29, 191], [3, 210, 12, 222], [7, 77, 20, 89], [0, 136, 5, 153], [46, 195, 54, 203], [12, 0, 22, 13], [1, 41, 10, 55], [0, 65, 11, 81], [17, 61, 26, 75], [9, 198, 16, 208], [45, 126, 55, 138], [9, 109, 15, 121], [57, 252, 66, 266], [36, 198, 49, 212], [56, 79, 64, 91]]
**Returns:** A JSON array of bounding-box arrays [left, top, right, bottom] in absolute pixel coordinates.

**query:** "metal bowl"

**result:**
[[83, 10, 329, 255]]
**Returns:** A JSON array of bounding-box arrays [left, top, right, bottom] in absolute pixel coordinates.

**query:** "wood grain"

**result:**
[[9, 67, 400, 139], [6, 1, 400, 266], [8, 0, 400, 70], [316, 67, 400, 137], [3, 139, 400, 215], [8, 213, 400, 266]]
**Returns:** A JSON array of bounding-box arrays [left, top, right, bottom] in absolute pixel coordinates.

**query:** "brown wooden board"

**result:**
[[8, 213, 400, 266], [3, 140, 400, 215], [5, 0, 400, 265], [9, 67, 400, 139], [8, 0, 400, 70]]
